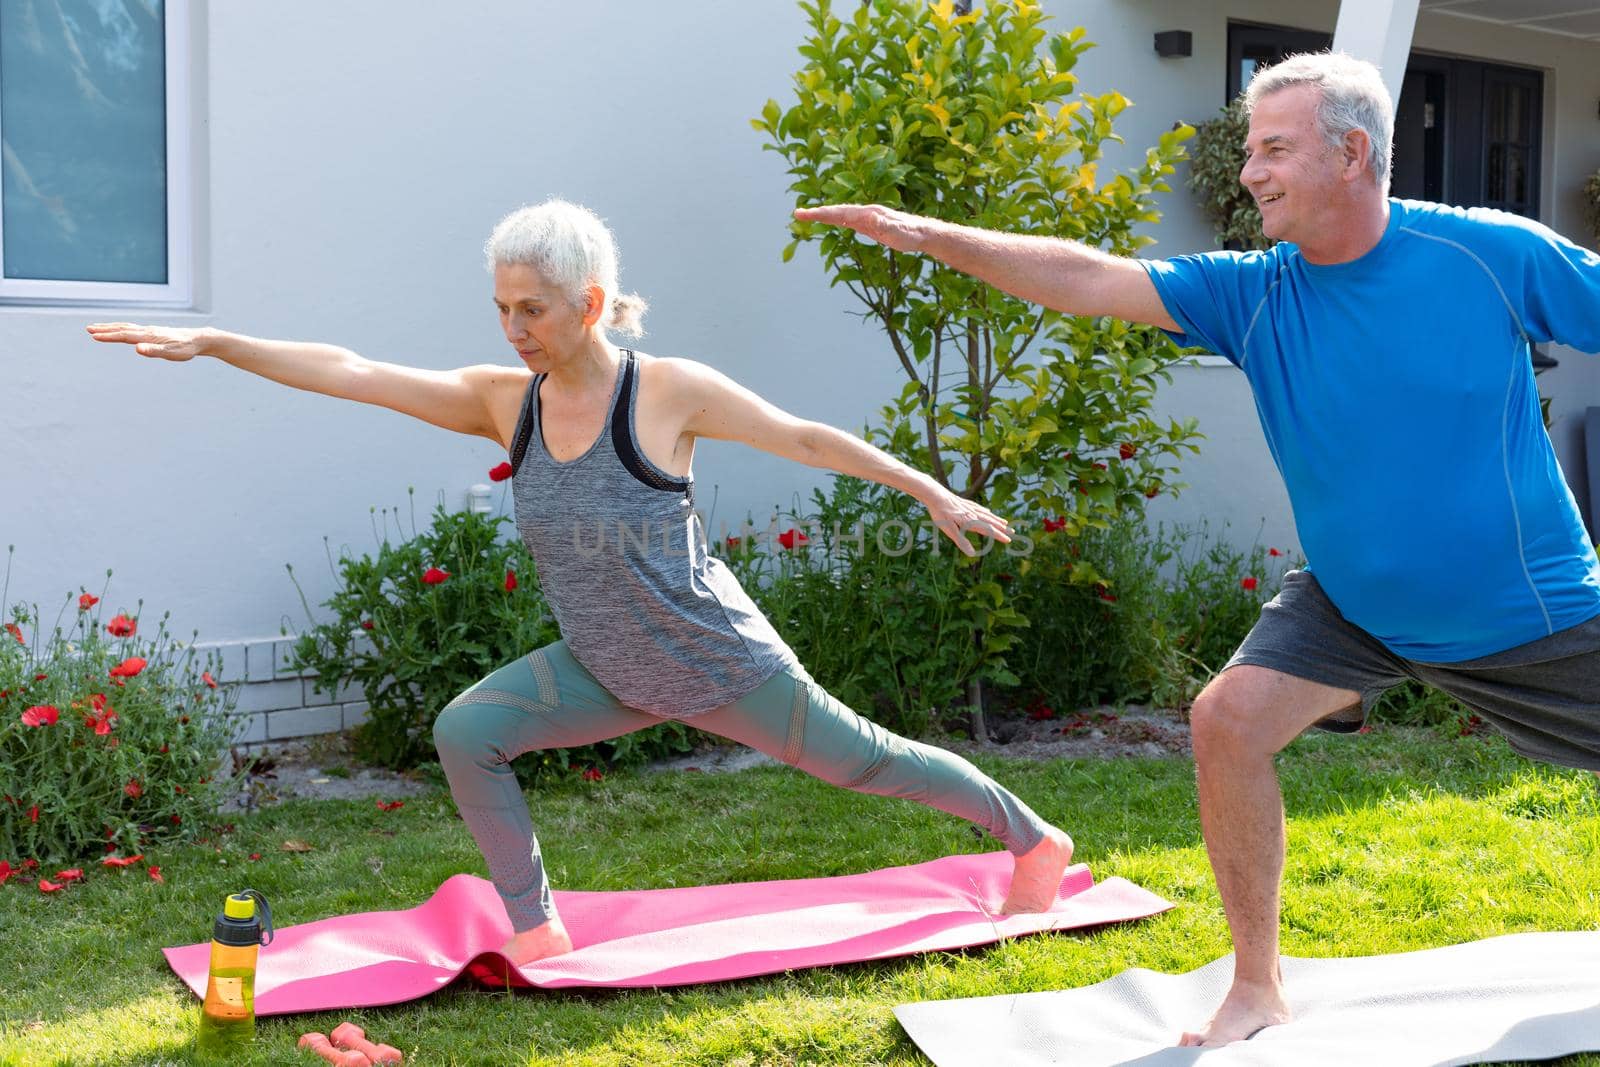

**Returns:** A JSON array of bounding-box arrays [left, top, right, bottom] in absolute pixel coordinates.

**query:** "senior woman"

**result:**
[[87, 199, 1073, 965]]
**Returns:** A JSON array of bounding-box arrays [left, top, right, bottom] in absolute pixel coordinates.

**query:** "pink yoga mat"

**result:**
[[164, 852, 1172, 1015]]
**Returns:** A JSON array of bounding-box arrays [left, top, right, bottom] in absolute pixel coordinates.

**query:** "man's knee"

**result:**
[[1190, 666, 1360, 762], [1189, 682, 1268, 762]]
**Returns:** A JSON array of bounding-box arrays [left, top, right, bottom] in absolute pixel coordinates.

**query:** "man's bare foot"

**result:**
[[1000, 826, 1075, 913], [499, 915, 573, 965], [1178, 978, 1291, 1046]]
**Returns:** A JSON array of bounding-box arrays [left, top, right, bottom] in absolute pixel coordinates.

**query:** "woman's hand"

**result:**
[[922, 488, 1013, 557], [86, 322, 212, 362]]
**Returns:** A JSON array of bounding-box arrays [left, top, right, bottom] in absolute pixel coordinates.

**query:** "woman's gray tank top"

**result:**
[[508, 351, 798, 717]]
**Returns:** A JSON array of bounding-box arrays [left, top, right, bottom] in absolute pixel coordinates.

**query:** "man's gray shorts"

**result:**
[[1225, 569, 1600, 772]]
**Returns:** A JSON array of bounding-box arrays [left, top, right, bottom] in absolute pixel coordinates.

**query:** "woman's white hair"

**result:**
[[1243, 51, 1395, 189], [484, 199, 648, 338]]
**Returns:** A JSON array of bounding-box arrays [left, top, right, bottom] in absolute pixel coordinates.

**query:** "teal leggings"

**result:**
[[433, 641, 1051, 932]]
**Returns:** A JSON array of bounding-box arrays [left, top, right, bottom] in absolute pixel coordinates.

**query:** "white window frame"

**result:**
[[0, 0, 191, 307]]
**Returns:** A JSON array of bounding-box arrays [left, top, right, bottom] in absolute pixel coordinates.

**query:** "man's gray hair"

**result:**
[[484, 199, 648, 338], [1243, 51, 1394, 189]]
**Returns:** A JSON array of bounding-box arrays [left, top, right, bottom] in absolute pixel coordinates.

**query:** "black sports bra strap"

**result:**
[[508, 373, 545, 474]]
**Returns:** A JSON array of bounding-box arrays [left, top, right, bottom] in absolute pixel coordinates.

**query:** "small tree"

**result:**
[[1187, 98, 1271, 250], [755, 0, 1201, 734]]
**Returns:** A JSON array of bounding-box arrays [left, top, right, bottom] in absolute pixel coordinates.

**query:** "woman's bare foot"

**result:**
[[1178, 978, 1291, 1046], [1000, 826, 1075, 913], [499, 915, 574, 965]]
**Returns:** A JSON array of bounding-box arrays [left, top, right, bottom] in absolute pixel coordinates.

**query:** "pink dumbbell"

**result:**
[[331, 1021, 404, 1064], [298, 1031, 371, 1067]]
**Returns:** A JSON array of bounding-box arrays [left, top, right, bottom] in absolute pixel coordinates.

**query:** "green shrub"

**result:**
[[1157, 522, 1293, 676], [1002, 520, 1294, 712], [727, 477, 1297, 728], [1002, 522, 1167, 711], [723, 476, 1024, 736], [1187, 98, 1271, 250], [288, 497, 695, 773], [0, 558, 241, 865], [1369, 682, 1470, 731]]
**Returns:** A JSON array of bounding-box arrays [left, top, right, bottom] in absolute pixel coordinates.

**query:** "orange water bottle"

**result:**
[[196, 889, 274, 1057]]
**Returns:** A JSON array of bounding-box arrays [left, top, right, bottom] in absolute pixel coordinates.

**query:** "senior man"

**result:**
[[799, 51, 1600, 1046]]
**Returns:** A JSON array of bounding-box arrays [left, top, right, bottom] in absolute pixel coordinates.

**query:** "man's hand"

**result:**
[[922, 487, 1013, 557], [793, 204, 931, 254], [86, 322, 211, 362]]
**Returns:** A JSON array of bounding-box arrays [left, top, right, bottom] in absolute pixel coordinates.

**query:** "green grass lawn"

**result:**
[[2, 727, 1599, 1065]]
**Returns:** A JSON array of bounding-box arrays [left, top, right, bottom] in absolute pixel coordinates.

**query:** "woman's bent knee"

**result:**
[[433, 702, 491, 762]]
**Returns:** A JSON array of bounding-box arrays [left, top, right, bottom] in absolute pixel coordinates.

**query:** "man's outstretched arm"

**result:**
[[794, 204, 1181, 333]]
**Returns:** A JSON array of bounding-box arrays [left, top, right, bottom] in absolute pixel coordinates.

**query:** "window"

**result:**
[[1226, 22, 1331, 104], [0, 0, 190, 305]]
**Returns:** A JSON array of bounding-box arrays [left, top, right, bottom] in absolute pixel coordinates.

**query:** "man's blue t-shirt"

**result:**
[[1142, 198, 1600, 663]]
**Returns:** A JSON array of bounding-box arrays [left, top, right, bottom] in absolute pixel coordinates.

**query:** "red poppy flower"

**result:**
[[39, 878, 66, 893], [170, 815, 181, 825], [1240, 576, 1259, 591], [248, 852, 261, 861], [21, 705, 59, 728], [488, 461, 514, 482], [725, 536, 742, 551], [106, 614, 137, 638], [124, 779, 144, 800], [1042, 517, 1067, 533], [202, 671, 217, 689], [422, 567, 450, 585], [109, 657, 148, 679], [84, 707, 118, 736], [360, 619, 375, 630], [78, 593, 100, 611], [148, 866, 164, 883], [102, 854, 144, 868], [1268, 547, 1283, 557], [375, 800, 404, 812], [3, 623, 23, 646], [1119, 442, 1138, 461], [22, 859, 37, 870], [27, 806, 38, 824], [90, 693, 108, 712], [504, 569, 517, 592], [776, 528, 809, 551], [1027, 700, 1056, 721], [56, 868, 84, 883], [1092, 462, 1108, 471], [0, 861, 13, 885], [580, 767, 604, 782], [159, 744, 169, 754], [33, 673, 47, 682], [1093, 584, 1117, 603]]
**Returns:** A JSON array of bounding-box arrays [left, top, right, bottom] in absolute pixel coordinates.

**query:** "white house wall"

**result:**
[[5, 0, 1596, 658], [5, 0, 900, 646]]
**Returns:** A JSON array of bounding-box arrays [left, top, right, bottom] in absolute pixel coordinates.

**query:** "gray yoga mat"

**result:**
[[895, 931, 1600, 1066]]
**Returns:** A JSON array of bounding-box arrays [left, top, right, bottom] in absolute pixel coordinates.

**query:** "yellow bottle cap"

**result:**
[[224, 893, 256, 920]]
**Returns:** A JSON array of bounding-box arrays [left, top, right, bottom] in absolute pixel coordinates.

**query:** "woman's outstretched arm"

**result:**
[[86, 323, 516, 444], [667, 358, 1010, 555]]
